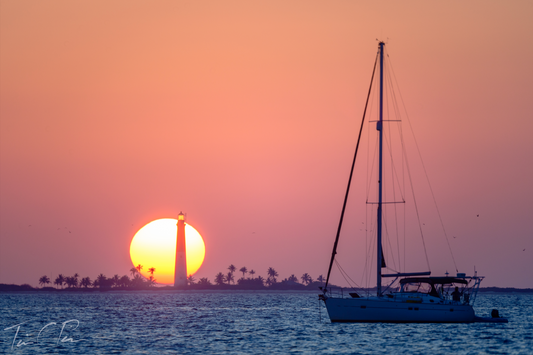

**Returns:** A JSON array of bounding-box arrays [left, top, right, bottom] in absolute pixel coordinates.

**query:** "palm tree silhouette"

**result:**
[[225, 271, 235, 285], [136, 264, 144, 274], [111, 275, 120, 288], [239, 266, 248, 279], [119, 275, 130, 288], [80, 277, 92, 288], [148, 267, 156, 277], [96, 273, 107, 288], [148, 275, 157, 287], [267, 267, 278, 285], [130, 267, 138, 277], [39, 275, 50, 287], [73, 273, 79, 287], [54, 274, 65, 289], [249, 270, 256, 279], [65, 276, 76, 288], [187, 274, 196, 285], [214, 272, 225, 285], [301, 273, 311, 285], [198, 277, 211, 285], [228, 264, 236, 274]]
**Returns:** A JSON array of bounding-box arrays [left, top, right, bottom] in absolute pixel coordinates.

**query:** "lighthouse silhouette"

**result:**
[[174, 212, 187, 288]]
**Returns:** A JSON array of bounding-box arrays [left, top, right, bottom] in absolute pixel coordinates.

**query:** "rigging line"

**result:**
[[368, 225, 376, 295], [335, 259, 363, 290], [388, 59, 458, 273], [366, 83, 378, 199], [381, 114, 406, 201], [397, 121, 431, 271], [384, 53, 432, 272], [324, 49, 379, 290], [334, 260, 354, 288], [383, 56, 409, 272], [366, 135, 380, 201], [384, 59, 405, 272], [382, 209, 398, 270], [365, 205, 378, 287], [362, 203, 375, 288]]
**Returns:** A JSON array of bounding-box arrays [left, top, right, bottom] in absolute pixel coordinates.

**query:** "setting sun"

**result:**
[[129, 218, 205, 284]]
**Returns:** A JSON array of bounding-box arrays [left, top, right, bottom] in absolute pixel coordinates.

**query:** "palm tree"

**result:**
[[39, 275, 50, 287], [198, 277, 211, 285], [214, 272, 225, 285], [148, 275, 157, 287], [111, 275, 120, 288], [148, 267, 156, 277], [256, 275, 265, 286], [225, 271, 235, 285], [249, 269, 256, 279], [301, 273, 311, 285], [136, 264, 144, 274], [288, 274, 298, 283], [73, 273, 79, 287], [120, 275, 130, 288], [80, 277, 92, 288], [187, 274, 196, 285], [54, 274, 65, 289], [239, 266, 248, 279], [65, 276, 76, 288], [96, 273, 107, 288], [317, 275, 325, 283], [130, 267, 138, 277], [267, 267, 278, 285]]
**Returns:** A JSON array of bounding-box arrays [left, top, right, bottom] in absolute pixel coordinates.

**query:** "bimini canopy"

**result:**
[[400, 277, 468, 285]]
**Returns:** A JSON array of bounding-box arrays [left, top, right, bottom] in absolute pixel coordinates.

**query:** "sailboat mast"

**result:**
[[377, 41, 384, 297]]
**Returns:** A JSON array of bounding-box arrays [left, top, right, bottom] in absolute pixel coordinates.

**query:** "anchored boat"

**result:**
[[320, 42, 507, 323]]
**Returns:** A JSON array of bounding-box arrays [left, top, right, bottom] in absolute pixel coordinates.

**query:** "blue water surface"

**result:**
[[0, 291, 531, 354]]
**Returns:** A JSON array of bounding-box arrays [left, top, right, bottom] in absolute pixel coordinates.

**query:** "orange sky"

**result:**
[[1, 0, 532, 288]]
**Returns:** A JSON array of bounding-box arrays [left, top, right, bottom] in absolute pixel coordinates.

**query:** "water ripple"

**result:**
[[0, 292, 531, 354]]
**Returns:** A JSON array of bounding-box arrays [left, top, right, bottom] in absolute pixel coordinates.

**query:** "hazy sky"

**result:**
[[1, 1, 532, 288]]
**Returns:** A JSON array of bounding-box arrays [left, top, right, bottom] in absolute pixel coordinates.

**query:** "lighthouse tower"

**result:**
[[174, 212, 187, 288]]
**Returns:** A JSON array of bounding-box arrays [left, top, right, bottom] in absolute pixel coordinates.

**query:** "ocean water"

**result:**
[[0, 291, 531, 354]]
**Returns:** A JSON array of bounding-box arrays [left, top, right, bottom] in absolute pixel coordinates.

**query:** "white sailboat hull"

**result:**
[[324, 297, 476, 323]]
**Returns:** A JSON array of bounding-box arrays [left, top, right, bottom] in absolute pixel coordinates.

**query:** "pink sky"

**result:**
[[1, 1, 532, 288]]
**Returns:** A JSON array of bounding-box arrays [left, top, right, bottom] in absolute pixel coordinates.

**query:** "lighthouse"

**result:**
[[174, 212, 187, 288]]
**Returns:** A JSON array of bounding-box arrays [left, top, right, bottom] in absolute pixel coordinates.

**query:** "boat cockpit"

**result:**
[[392, 277, 470, 304]]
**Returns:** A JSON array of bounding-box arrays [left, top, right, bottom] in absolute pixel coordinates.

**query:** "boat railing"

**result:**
[[324, 287, 365, 299], [439, 276, 483, 305]]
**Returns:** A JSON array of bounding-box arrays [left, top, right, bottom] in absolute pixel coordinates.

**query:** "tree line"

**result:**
[[38, 264, 156, 289], [184, 264, 324, 288], [38, 264, 325, 289]]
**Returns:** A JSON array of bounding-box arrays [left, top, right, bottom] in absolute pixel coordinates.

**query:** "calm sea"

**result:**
[[0, 291, 531, 354]]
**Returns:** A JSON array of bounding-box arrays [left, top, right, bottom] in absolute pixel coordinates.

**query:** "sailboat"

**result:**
[[319, 42, 507, 323]]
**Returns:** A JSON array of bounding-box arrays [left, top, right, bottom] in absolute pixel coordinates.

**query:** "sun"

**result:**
[[129, 218, 205, 284]]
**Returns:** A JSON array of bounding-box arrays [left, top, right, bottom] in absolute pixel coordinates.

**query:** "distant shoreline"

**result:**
[[1, 283, 532, 293]]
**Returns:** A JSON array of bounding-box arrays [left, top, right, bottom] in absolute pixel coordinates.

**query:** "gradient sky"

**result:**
[[1, 1, 532, 288]]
